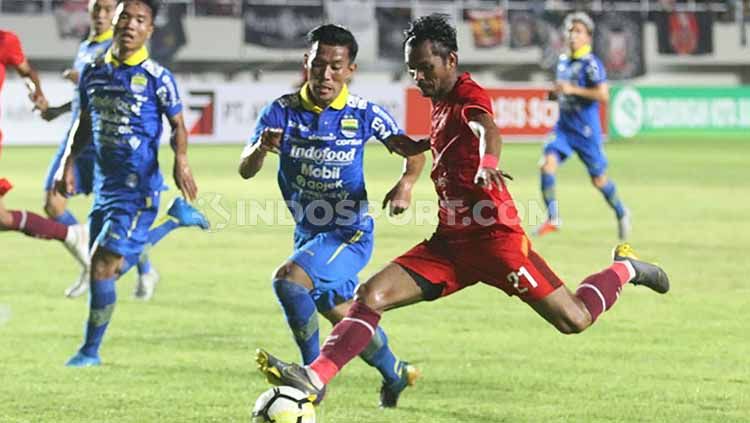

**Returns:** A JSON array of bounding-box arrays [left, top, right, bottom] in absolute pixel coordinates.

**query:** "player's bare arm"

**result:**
[[384, 133, 430, 157], [554, 81, 609, 103], [55, 111, 92, 196], [62, 68, 80, 84], [168, 112, 198, 201], [382, 153, 425, 216], [468, 109, 504, 189], [15, 59, 48, 112], [41, 101, 72, 122], [238, 127, 282, 179]]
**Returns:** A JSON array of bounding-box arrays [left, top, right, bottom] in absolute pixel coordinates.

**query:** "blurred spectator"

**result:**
[[195, 0, 239, 17], [1, 0, 44, 13]]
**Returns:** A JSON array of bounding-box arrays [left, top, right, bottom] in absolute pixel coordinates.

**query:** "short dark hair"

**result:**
[[119, 0, 160, 19], [403, 14, 458, 59], [306, 24, 358, 62]]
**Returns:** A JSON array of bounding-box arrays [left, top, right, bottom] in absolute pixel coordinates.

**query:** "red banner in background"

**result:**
[[406, 86, 607, 139]]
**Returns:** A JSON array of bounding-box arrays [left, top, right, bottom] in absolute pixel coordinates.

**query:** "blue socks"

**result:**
[[147, 220, 179, 247], [137, 256, 152, 274], [272, 279, 320, 364], [541, 172, 559, 221], [598, 180, 626, 219], [360, 326, 401, 385], [54, 210, 78, 226], [80, 277, 117, 357]]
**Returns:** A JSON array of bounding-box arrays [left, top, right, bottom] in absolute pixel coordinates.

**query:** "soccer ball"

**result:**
[[251, 386, 316, 423]]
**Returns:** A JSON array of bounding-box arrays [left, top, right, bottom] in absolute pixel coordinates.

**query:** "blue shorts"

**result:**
[[88, 192, 160, 258], [290, 224, 374, 313], [44, 138, 95, 195], [543, 131, 608, 177]]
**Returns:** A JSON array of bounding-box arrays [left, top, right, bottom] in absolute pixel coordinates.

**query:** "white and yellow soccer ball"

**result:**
[[251, 386, 315, 423]]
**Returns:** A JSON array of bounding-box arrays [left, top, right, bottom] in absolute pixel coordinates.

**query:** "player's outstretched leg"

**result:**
[[273, 279, 321, 364], [573, 244, 669, 324], [613, 243, 669, 293], [535, 163, 561, 237], [256, 348, 324, 402]]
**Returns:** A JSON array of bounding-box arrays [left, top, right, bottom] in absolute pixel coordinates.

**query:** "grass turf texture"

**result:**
[[0, 138, 748, 422]]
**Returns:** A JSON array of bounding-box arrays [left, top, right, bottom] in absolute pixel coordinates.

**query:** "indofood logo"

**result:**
[[612, 86, 644, 138], [289, 146, 356, 164]]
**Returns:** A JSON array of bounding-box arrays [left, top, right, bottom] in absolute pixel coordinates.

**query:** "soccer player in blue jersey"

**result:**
[[239, 24, 426, 408], [42, 0, 207, 300], [58, 0, 207, 367], [535, 12, 631, 240]]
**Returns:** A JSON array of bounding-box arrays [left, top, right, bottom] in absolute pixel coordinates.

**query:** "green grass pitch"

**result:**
[[0, 137, 748, 422]]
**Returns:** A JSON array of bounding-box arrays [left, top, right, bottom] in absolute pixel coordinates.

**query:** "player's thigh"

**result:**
[[572, 138, 608, 178], [355, 262, 425, 313], [44, 189, 67, 217], [91, 245, 124, 281], [290, 228, 374, 311], [463, 233, 564, 302], [91, 194, 160, 260], [541, 132, 572, 171]]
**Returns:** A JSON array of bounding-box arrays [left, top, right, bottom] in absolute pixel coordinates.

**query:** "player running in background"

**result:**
[[240, 24, 424, 408], [0, 29, 89, 275], [41, 0, 201, 300], [255, 14, 669, 404], [58, 0, 207, 367], [535, 12, 631, 240]]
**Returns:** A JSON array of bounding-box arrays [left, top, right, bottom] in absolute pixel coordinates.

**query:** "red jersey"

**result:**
[[0, 30, 26, 146], [428, 72, 523, 237]]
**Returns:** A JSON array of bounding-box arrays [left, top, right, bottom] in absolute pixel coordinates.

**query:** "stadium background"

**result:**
[[1, 1, 749, 422]]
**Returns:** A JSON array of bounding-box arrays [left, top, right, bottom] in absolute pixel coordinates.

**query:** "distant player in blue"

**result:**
[[42, 0, 206, 300], [239, 25, 426, 407], [535, 12, 630, 240], [58, 0, 208, 367]]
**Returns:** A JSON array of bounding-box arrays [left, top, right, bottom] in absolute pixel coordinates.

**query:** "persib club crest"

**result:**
[[130, 73, 148, 94], [340, 118, 358, 138]]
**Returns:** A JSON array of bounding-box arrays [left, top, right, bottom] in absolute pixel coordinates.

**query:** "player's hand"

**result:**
[[382, 179, 413, 216], [386, 134, 430, 157], [554, 81, 576, 96], [173, 154, 198, 201], [259, 128, 283, 154], [29, 91, 48, 113], [54, 161, 76, 197], [62, 68, 79, 84], [474, 167, 504, 190], [40, 105, 67, 122]]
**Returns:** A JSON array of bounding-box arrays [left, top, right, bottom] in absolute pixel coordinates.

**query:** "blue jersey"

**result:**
[[78, 46, 182, 203], [554, 50, 607, 140], [71, 31, 113, 119], [249, 84, 402, 234]]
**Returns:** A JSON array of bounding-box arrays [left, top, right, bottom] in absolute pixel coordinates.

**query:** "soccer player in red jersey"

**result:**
[[0, 30, 89, 271], [255, 15, 670, 405]]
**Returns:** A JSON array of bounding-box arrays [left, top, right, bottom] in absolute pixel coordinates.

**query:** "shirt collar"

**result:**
[[89, 28, 113, 44], [571, 44, 592, 59], [104, 45, 149, 67], [299, 82, 349, 114]]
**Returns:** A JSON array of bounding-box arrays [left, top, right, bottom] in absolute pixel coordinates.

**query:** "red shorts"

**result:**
[[393, 230, 564, 303]]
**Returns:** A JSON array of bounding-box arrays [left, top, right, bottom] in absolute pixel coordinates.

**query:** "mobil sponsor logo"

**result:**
[[300, 163, 341, 180], [289, 145, 357, 164]]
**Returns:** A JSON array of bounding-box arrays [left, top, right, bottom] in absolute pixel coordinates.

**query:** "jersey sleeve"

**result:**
[[1, 32, 26, 67], [459, 84, 494, 125], [247, 100, 285, 146], [155, 70, 183, 118], [365, 102, 403, 146], [585, 57, 607, 87]]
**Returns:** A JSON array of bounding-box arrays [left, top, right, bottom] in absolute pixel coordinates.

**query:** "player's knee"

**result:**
[[354, 283, 385, 311], [0, 209, 12, 228], [91, 248, 121, 280], [272, 262, 313, 289], [591, 175, 608, 188], [554, 313, 590, 334]]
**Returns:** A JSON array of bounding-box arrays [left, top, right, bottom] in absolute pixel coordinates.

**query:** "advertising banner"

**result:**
[[609, 86, 750, 138], [405, 85, 608, 139], [0, 80, 406, 145]]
